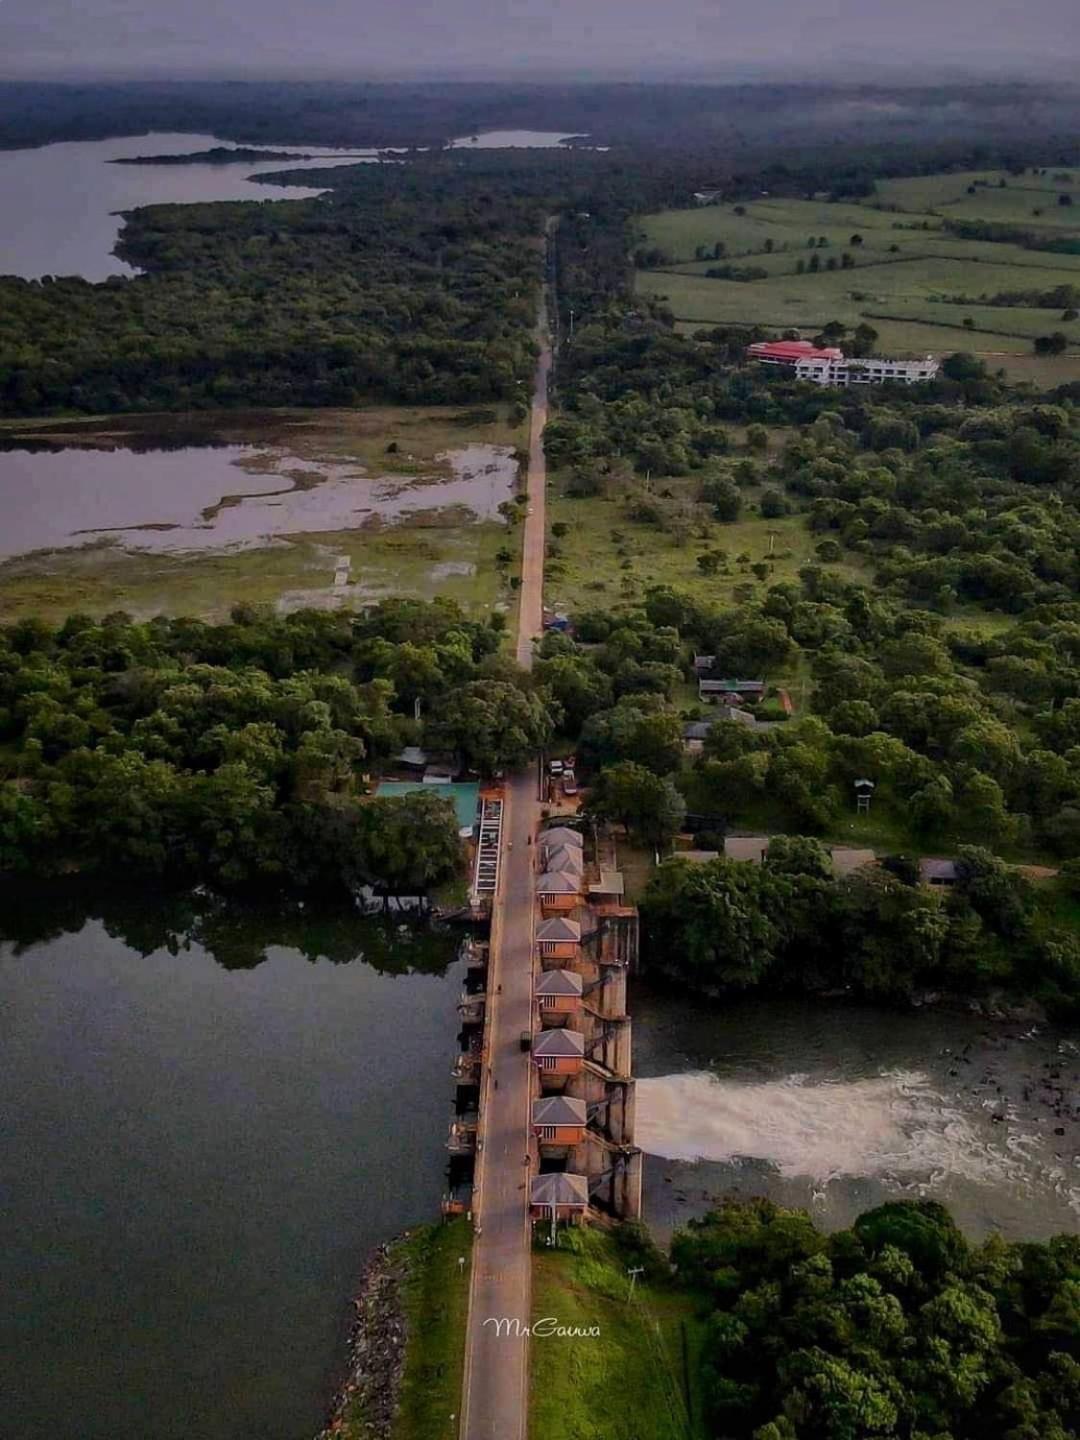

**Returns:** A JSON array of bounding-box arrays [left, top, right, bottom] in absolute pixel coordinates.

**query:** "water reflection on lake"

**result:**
[[0, 132, 378, 280], [0, 437, 517, 556], [0, 886, 465, 1440], [634, 983, 1080, 1241]]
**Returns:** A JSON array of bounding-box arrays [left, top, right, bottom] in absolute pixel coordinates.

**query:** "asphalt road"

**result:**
[[460, 272, 551, 1440], [516, 301, 550, 670]]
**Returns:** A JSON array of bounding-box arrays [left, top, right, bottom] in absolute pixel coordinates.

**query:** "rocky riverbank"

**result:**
[[317, 1234, 413, 1440]]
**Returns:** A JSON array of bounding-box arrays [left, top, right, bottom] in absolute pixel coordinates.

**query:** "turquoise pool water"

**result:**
[[375, 780, 480, 832]]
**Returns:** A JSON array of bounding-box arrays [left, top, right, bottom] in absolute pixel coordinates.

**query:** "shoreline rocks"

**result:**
[[316, 1232, 413, 1440]]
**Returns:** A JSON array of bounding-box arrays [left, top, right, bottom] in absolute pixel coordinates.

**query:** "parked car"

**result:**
[[519, 1030, 532, 1052]]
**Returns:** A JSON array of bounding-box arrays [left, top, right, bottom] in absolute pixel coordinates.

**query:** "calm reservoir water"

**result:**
[[635, 984, 1080, 1242], [0, 893, 466, 1440], [0, 129, 585, 280], [0, 132, 381, 281]]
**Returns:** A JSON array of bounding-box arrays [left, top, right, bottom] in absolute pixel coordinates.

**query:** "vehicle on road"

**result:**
[[519, 1030, 532, 1052]]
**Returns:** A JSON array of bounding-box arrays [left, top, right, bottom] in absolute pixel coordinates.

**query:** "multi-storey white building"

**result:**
[[794, 354, 940, 386], [746, 339, 939, 387]]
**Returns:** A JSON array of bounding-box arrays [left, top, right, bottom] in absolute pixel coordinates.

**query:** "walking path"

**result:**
[[459, 246, 552, 1440]]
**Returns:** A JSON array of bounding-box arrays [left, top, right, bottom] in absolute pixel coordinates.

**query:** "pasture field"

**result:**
[[640, 263, 1080, 335], [636, 170, 1080, 374], [875, 168, 1079, 221]]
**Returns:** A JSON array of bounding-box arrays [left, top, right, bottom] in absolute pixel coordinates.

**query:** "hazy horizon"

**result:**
[[3, 0, 1078, 84]]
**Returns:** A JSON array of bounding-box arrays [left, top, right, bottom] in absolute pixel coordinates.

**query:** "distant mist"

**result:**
[[1, 0, 1077, 82]]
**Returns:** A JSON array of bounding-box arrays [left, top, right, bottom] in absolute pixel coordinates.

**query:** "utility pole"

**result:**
[[627, 1265, 645, 1301]]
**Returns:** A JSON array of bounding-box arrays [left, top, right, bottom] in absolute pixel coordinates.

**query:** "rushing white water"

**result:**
[[637, 1069, 1079, 1213]]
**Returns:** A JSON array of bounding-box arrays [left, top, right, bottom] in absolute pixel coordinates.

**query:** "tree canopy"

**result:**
[[673, 1198, 1080, 1440], [0, 601, 558, 893]]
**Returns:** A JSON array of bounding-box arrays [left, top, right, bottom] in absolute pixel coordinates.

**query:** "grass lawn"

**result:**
[[0, 405, 527, 622], [638, 265, 1080, 350], [637, 175, 1080, 367], [874, 169, 1079, 223], [672, 321, 1080, 383], [530, 1228, 708, 1440]]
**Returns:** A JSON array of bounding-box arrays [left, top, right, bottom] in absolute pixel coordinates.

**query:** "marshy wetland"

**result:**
[[0, 406, 525, 620]]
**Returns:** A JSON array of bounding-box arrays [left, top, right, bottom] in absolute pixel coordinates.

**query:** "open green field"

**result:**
[[545, 471, 869, 620], [0, 405, 526, 622], [636, 172, 1080, 381], [874, 168, 1080, 223], [530, 1227, 707, 1440]]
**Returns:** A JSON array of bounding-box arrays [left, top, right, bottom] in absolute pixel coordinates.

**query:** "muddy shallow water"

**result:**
[[634, 984, 1080, 1241], [0, 439, 517, 556]]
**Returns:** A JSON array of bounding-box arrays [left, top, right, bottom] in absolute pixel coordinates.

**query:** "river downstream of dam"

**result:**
[[635, 983, 1080, 1242], [4, 898, 1079, 1440]]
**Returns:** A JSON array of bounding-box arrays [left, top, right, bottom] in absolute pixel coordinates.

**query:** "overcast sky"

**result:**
[[3, 0, 1079, 80]]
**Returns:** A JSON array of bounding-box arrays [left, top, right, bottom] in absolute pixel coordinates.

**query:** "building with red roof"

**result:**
[[746, 339, 939, 387], [746, 340, 845, 365]]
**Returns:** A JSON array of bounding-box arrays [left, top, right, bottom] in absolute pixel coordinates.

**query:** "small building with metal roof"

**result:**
[[533, 1096, 587, 1146], [537, 915, 582, 959], [536, 869, 580, 912], [530, 1172, 589, 1221], [533, 1027, 585, 1075]]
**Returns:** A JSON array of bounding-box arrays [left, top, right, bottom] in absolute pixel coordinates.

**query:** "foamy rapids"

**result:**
[[636, 1070, 1080, 1212]]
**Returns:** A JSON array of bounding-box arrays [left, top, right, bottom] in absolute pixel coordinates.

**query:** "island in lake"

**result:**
[[110, 145, 316, 165]]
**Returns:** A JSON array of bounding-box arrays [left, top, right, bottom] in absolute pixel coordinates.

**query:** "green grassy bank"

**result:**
[[530, 1227, 707, 1440], [330, 1219, 473, 1440]]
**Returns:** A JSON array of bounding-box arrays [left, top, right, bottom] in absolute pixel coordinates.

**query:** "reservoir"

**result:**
[[0, 129, 585, 280], [635, 984, 1080, 1242], [0, 132, 379, 281], [0, 891, 465, 1440]]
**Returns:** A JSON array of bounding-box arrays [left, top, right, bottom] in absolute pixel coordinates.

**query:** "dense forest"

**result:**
[[639, 843, 1078, 1014], [666, 1197, 1080, 1440], [0, 158, 569, 413], [5, 77, 1080, 158], [0, 601, 557, 891]]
